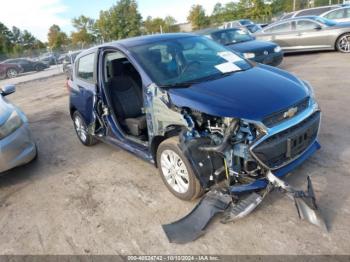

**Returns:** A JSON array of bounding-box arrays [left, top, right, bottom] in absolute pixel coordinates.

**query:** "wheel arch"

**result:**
[[150, 124, 187, 167]]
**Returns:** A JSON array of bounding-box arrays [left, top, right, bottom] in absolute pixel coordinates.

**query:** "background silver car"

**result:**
[[0, 84, 37, 173], [255, 16, 350, 53]]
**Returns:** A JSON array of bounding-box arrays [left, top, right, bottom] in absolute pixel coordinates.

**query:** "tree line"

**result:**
[[0, 0, 344, 60]]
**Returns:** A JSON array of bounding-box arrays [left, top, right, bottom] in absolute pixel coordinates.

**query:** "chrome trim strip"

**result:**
[[249, 101, 320, 170]]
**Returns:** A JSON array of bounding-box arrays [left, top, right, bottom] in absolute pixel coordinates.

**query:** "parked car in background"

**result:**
[[69, 33, 320, 203], [39, 52, 59, 65], [221, 19, 262, 33], [279, 4, 348, 21], [255, 16, 350, 53], [0, 62, 23, 79], [196, 28, 283, 66], [2, 58, 49, 73], [0, 84, 37, 173], [62, 51, 81, 77], [321, 6, 350, 23]]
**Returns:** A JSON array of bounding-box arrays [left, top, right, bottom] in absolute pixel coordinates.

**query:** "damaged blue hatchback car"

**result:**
[[69, 34, 324, 239]]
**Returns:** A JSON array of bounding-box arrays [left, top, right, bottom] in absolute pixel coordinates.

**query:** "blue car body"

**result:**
[[196, 28, 284, 66], [69, 33, 320, 195]]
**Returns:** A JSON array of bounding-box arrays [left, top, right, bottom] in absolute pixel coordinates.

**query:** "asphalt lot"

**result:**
[[0, 52, 349, 255]]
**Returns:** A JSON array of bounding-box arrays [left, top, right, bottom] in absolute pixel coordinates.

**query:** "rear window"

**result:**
[[77, 53, 94, 82], [264, 22, 291, 33]]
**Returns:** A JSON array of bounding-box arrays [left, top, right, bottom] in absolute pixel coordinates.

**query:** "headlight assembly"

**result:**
[[243, 53, 255, 59], [0, 111, 23, 139], [274, 46, 282, 53]]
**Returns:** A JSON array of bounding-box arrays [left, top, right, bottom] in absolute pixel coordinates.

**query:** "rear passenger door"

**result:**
[[258, 22, 297, 50], [295, 19, 332, 49], [71, 52, 97, 127]]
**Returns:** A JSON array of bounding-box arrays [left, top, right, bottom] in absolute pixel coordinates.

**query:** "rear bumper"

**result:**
[[254, 51, 284, 66], [229, 140, 320, 194], [0, 123, 37, 173]]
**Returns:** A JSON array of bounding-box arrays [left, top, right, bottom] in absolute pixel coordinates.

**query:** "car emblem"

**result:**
[[264, 50, 269, 55], [284, 107, 298, 119]]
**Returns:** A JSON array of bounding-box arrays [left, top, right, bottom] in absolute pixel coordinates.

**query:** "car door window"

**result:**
[[264, 22, 291, 33], [325, 9, 346, 19], [296, 20, 319, 31], [77, 53, 95, 82]]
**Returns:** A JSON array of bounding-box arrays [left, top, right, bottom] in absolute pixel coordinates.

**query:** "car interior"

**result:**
[[104, 51, 148, 141]]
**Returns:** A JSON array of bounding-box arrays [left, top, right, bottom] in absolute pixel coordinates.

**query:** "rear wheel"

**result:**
[[336, 33, 350, 53], [6, 68, 18, 78], [73, 111, 98, 146], [35, 65, 45, 71], [157, 137, 204, 201]]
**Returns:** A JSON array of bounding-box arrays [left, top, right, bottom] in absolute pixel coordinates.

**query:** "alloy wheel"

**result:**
[[160, 149, 190, 194], [74, 115, 88, 143], [338, 34, 350, 53], [7, 69, 18, 78]]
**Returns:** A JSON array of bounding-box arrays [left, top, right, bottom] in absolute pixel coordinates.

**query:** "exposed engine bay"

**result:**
[[162, 107, 326, 244], [180, 110, 264, 187]]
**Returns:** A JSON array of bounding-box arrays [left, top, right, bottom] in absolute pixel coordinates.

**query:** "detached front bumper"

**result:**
[[229, 140, 320, 194], [254, 51, 284, 67], [0, 123, 37, 173]]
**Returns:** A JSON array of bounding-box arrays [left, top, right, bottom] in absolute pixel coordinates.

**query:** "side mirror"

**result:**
[[1, 84, 16, 96]]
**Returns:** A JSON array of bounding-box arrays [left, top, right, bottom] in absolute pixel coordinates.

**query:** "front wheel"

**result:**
[[73, 111, 98, 146], [6, 68, 18, 78], [157, 137, 204, 201], [336, 33, 350, 53]]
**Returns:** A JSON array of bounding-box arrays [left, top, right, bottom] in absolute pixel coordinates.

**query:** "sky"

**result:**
[[0, 0, 234, 42]]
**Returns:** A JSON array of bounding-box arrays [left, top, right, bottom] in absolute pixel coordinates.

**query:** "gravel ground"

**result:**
[[0, 51, 349, 255]]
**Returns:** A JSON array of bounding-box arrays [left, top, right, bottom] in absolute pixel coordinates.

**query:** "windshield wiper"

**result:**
[[158, 81, 200, 89]]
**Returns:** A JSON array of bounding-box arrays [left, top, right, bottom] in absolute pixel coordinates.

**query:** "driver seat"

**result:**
[[107, 60, 146, 137]]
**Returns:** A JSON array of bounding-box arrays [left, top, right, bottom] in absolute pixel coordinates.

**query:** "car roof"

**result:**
[[78, 33, 199, 58]]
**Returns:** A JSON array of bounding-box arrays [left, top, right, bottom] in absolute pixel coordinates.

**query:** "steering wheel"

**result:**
[[179, 61, 200, 76]]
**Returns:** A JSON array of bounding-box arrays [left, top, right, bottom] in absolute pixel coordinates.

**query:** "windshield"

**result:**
[[129, 36, 252, 87], [211, 29, 253, 45], [314, 16, 337, 26], [240, 19, 253, 26]]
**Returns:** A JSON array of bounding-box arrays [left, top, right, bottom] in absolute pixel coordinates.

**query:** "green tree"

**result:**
[[211, 3, 225, 25], [0, 22, 13, 59], [143, 16, 179, 34], [96, 0, 142, 41], [48, 24, 68, 51], [187, 5, 210, 30], [71, 15, 96, 47], [164, 16, 180, 33]]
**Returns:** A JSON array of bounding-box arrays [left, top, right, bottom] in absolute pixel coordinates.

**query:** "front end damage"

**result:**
[[162, 101, 326, 243]]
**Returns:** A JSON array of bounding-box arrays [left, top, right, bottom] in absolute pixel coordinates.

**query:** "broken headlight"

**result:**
[[0, 111, 23, 139]]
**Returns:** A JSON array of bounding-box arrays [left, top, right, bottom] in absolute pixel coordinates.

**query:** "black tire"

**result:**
[[6, 68, 18, 78], [156, 136, 204, 201], [72, 111, 98, 146], [35, 65, 45, 71], [336, 33, 350, 53]]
